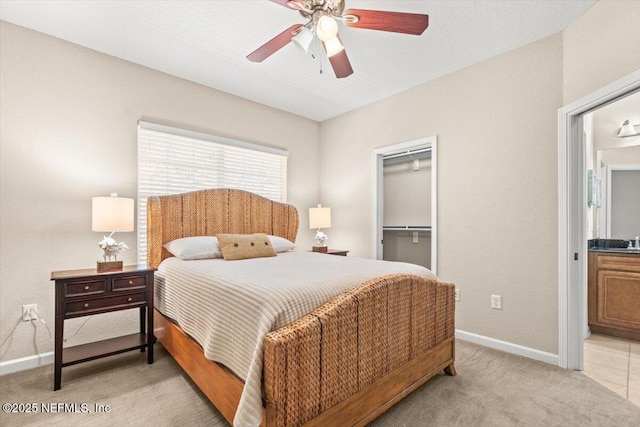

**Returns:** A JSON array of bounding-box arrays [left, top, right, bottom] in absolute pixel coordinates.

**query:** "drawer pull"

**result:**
[[127, 297, 133, 302], [84, 285, 90, 290], [84, 303, 89, 308], [128, 280, 133, 285]]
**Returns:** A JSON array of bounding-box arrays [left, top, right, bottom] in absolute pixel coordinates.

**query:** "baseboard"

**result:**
[[1, 333, 559, 375], [0, 351, 53, 376], [456, 329, 559, 366]]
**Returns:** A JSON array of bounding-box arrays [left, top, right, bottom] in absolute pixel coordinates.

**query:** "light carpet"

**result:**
[[1, 340, 638, 426]]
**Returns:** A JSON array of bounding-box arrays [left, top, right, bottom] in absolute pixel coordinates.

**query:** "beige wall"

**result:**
[[0, 21, 320, 362], [383, 231, 432, 270], [383, 159, 431, 226], [599, 145, 640, 165], [563, 0, 640, 104], [321, 34, 563, 354]]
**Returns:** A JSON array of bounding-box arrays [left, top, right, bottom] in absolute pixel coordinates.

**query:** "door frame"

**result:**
[[557, 70, 640, 370], [372, 136, 438, 274]]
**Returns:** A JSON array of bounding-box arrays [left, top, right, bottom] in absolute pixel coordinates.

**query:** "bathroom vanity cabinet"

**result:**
[[588, 251, 640, 341]]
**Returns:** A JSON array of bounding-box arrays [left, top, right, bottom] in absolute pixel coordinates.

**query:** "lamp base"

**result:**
[[312, 246, 328, 253], [97, 260, 123, 273]]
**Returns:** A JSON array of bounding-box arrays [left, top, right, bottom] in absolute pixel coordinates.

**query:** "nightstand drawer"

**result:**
[[64, 279, 107, 298], [112, 275, 148, 292], [65, 292, 146, 316]]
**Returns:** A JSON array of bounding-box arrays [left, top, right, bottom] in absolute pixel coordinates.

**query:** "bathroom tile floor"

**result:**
[[582, 333, 639, 407]]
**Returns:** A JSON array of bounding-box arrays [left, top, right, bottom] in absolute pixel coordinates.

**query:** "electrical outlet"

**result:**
[[412, 232, 419, 244], [491, 295, 502, 310], [455, 288, 460, 302], [22, 304, 38, 322]]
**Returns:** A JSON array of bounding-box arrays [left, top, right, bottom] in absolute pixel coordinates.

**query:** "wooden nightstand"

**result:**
[[309, 249, 349, 256], [326, 249, 349, 256], [50, 264, 156, 390]]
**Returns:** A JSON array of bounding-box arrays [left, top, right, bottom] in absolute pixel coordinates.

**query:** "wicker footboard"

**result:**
[[263, 274, 456, 427]]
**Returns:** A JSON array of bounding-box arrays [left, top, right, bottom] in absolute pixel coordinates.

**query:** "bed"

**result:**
[[148, 188, 456, 427]]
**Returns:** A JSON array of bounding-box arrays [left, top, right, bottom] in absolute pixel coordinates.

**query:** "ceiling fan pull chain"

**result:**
[[317, 35, 323, 74], [309, 32, 322, 74], [311, 29, 318, 60]]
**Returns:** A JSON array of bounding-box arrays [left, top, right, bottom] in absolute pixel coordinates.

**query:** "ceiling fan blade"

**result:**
[[328, 49, 354, 78], [270, 0, 302, 10], [247, 24, 303, 62], [323, 37, 353, 79], [343, 9, 429, 35]]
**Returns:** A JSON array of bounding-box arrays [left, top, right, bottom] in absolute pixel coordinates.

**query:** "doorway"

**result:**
[[372, 136, 438, 274], [558, 70, 640, 370], [581, 94, 639, 402]]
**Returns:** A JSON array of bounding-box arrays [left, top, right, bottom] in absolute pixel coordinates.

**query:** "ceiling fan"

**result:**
[[247, 0, 429, 78]]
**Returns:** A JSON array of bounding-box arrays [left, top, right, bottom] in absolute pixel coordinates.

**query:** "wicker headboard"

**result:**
[[147, 188, 299, 268]]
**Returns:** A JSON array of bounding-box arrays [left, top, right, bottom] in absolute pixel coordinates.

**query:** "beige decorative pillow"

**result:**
[[217, 233, 277, 261]]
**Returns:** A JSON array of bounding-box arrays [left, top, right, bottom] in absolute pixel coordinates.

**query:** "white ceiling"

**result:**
[[0, 0, 597, 121]]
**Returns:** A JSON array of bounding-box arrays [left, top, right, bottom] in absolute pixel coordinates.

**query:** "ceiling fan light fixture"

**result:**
[[317, 15, 339, 41], [617, 120, 639, 137], [324, 36, 344, 57], [292, 27, 314, 53], [250, 1, 431, 79]]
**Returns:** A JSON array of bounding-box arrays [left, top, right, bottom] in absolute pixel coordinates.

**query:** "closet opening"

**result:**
[[372, 136, 437, 274]]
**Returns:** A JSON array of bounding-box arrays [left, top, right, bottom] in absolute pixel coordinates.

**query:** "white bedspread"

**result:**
[[155, 251, 436, 427]]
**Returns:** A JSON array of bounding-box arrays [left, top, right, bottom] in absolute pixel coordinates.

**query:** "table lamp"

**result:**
[[92, 193, 134, 272], [309, 203, 331, 253]]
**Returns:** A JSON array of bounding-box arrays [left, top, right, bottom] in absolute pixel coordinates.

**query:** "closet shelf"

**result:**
[[383, 226, 432, 232]]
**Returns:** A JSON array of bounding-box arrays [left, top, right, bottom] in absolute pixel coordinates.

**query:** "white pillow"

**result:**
[[268, 235, 296, 253], [163, 236, 222, 260]]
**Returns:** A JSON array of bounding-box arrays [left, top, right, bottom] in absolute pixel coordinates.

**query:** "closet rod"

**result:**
[[382, 147, 432, 161], [383, 226, 432, 232]]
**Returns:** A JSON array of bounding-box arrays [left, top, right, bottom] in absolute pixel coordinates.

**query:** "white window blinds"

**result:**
[[137, 121, 288, 263]]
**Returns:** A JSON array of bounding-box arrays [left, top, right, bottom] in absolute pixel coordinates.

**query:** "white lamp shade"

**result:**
[[92, 193, 134, 232], [292, 27, 313, 53], [309, 204, 331, 229], [324, 36, 344, 58]]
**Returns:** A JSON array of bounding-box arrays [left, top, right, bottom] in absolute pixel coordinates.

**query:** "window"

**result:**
[[137, 121, 288, 262]]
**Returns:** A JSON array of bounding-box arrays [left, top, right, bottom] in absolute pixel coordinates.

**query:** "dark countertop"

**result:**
[[588, 239, 640, 254], [589, 247, 640, 254]]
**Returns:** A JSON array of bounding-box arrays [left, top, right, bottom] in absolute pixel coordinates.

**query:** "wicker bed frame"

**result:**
[[147, 188, 456, 427]]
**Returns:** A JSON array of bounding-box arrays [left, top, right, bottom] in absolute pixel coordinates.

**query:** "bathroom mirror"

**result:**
[[586, 91, 640, 241], [596, 144, 640, 239]]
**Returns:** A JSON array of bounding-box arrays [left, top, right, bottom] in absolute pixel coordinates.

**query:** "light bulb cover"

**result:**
[[317, 15, 338, 42], [324, 36, 344, 57], [292, 27, 313, 53]]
